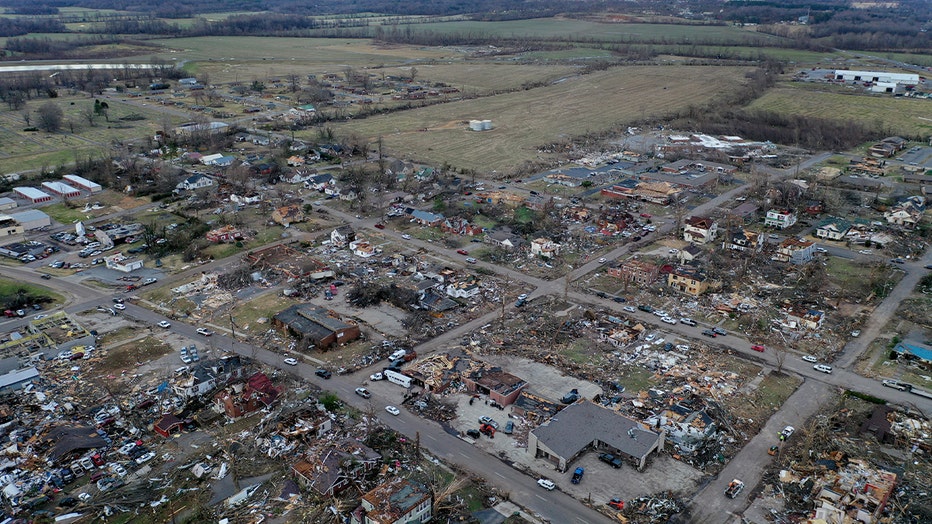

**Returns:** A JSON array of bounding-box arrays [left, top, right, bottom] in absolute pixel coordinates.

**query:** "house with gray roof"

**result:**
[[528, 401, 664, 471]]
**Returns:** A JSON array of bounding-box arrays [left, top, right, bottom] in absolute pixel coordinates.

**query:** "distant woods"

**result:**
[[0, 0, 930, 59]]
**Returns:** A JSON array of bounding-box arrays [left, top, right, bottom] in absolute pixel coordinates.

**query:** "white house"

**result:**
[[764, 209, 797, 229], [682, 216, 718, 244], [330, 226, 355, 246], [530, 238, 561, 258], [884, 196, 925, 229], [104, 253, 143, 273], [176, 174, 214, 191], [815, 217, 851, 240], [445, 281, 481, 299], [349, 240, 376, 258]]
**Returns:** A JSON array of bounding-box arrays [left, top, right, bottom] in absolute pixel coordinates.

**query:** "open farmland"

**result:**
[[374, 62, 580, 93], [746, 84, 932, 137], [326, 65, 750, 174], [398, 18, 784, 45], [150, 37, 453, 81]]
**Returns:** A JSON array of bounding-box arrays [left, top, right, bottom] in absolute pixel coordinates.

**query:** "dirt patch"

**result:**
[[92, 336, 174, 376]]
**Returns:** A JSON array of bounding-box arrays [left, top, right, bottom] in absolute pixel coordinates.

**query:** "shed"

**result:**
[[13, 187, 53, 204], [154, 414, 184, 437], [63, 174, 102, 193], [41, 181, 82, 199], [0, 366, 39, 393], [8, 209, 51, 230]]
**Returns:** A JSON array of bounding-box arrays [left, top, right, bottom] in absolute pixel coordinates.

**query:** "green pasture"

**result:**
[[746, 84, 932, 137]]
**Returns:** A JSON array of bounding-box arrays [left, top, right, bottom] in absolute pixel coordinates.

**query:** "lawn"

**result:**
[[0, 277, 65, 308], [39, 202, 106, 224], [231, 292, 297, 336], [825, 257, 902, 300], [325, 65, 749, 174], [746, 84, 932, 137]]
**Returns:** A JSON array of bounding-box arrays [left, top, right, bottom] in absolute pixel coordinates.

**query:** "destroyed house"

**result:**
[[884, 195, 925, 228], [814, 460, 898, 522], [213, 372, 283, 419], [682, 216, 718, 244], [510, 391, 564, 423], [784, 305, 825, 330], [462, 366, 527, 406], [173, 356, 246, 398], [667, 266, 713, 296], [41, 425, 109, 464], [440, 216, 483, 236], [292, 440, 381, 496], [273, 304, 361, 350], [206, 225, 245, 243], [271, 204, 306, 226], [277, 407, 333, 439], [418, 288, 458, 312], [892, 340, 932, 367], [646, 405, 716, 455], [485, 227, 524, 249], [351, 478, 433, 524], [331, 225, 356, 246], [529, 401, 664, 471], [246, 245, 334, 280], [609, 258, 660, 285], [773, 238, 815, 265]]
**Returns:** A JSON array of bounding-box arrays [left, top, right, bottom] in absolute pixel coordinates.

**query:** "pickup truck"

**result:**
[[571, 467, 584, 484], [598, 453, 623, 469], [637, 305, 653, 313], [561, 388, 580, 404]]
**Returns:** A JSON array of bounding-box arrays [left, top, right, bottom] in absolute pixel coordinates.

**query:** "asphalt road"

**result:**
[[5, 147, 928, 522]]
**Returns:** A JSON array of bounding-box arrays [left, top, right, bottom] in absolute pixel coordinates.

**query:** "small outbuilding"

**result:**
[[8, 209, 51, 230]]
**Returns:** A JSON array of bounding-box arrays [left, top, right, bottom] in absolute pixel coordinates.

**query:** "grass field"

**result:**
[[400, 19, 783, 45], [149, 37, 452, 82], [323, 65, 749, 174], [372, 62, 579, 94], [746, 84, 932, 137], [0, 93, 183, 174]]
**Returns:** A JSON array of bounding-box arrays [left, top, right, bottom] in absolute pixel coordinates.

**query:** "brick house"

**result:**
[[667, 266, 714, 296], [609, 259, 660, 285]]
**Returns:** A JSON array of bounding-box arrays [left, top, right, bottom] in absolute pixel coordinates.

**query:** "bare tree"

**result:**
[[36, 101, 63, 132], [21, 109, 30, 127]]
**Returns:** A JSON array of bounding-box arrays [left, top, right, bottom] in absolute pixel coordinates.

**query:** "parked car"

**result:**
[[712, 327, 727, 336], [385, 405, 400, 416], [503, 421, 514, 434], [751, 345, 766, 352], [661, 316, 677, 325], [537, 478, 555, 490], [571, 467, 585, 484], [882, 379, 911, 391], [374, 223, 385, 229], [802, 355, 818, 363], [355, 387, 371, 399], [679, 318, 697, 326], [466, 429, 481, 439], [850, 330, 861, 337], [813, 364, 833, 374], [315, 368, 332, 379], [607, 498, 625, 510], [196, 328, 212, 336], [113, 303, 126, 310], [465, 257, 477, 264], [401, 234, 412, 240], [702, 329, 717, 338], [599, 453, 623, 469], [370, 372, 384, 381], [456, 249, 469, 255], [780, 426, 795, 440], [283, 358, 298, 366], [158, 320, 171, 328], [623, 305, 636, 313], [135, 451, 156, 465]]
